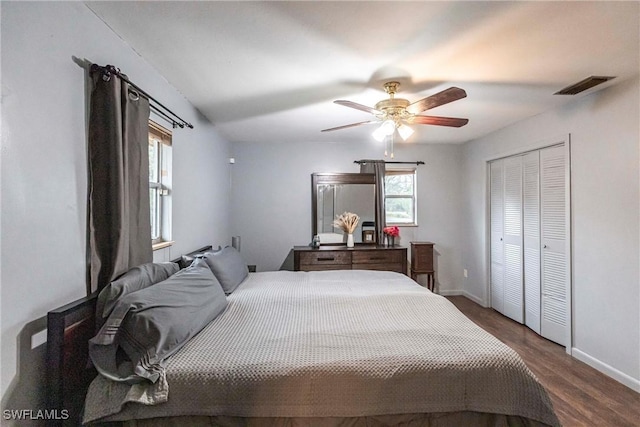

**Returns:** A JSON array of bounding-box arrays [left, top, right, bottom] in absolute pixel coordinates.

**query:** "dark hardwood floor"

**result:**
[[446, 296, 640, 427]]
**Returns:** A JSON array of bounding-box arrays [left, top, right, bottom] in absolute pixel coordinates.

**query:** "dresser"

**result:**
[[293, 245, 408, 275]]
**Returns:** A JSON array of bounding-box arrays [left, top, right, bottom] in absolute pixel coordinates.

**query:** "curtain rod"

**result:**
[[90, 64, 194, 129], [354, 160, 425, 165]]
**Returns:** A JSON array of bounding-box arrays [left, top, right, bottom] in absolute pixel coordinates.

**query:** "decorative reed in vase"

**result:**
[[333, 212, 359, 248]]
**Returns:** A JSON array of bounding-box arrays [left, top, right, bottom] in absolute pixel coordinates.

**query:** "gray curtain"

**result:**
[[88, 66, 152, 293], [360, 160, 386, 245]]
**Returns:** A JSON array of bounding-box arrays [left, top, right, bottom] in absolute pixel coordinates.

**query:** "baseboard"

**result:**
[[438, 289, 463, 297], [572, 348, 640, 392], [438, 289, 486, 306]]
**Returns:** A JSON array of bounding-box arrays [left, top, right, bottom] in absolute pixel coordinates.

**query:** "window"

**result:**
[[384, 169, 417, 225], [148, 121, 172, 245]]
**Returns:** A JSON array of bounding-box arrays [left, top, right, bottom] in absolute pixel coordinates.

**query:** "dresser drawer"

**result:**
[[293, 246, 407, 276], [299, 251, 351, 266], [299, 264, 350, 272], [352, 250, 402, 264], [353, 262, 403, 273]]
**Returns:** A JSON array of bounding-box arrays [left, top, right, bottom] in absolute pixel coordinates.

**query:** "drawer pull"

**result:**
[[369, 257, 385, 261], [318, 257, 336, 261]]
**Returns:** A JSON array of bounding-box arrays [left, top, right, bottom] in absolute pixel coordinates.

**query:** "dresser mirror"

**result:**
[[312, 173, 376, 245]]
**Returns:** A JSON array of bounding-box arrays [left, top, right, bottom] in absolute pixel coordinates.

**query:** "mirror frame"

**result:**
[[311, 172, 377, 244]]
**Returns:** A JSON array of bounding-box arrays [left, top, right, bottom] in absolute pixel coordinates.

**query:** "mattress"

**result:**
[[84, 270, 560, 426]]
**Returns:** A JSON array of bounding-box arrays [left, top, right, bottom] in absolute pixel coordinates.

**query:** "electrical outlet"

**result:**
[[463, 269, 468, 278]]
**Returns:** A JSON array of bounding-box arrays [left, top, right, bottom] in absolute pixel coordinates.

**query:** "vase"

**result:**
[[389, 236, 395, 247], [347, 233, 354, 248]]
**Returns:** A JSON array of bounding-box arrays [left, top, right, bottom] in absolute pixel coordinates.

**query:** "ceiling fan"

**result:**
[[321, 82, 469, 155]]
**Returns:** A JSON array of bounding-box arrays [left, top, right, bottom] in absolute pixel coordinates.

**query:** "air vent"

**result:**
[[554, 76, 616, 95]]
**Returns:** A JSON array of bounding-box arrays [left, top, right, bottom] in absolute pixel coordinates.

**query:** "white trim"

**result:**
[[572, 348, 640, 392], [152, 240, 174, 251], [480, 133, 569, 163], [438, 290, 463, 296], [462, 290, 486, 306], [484, 162, 492, 309], [385, 168, 418, 226], [439, 290, 487, 307], [563, 136, 572, 354]]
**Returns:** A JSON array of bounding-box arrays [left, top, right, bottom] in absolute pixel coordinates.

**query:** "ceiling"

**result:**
[[86, 1, 639, 145]]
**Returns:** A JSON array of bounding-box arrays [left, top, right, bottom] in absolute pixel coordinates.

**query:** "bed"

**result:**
[[47, 246, 560, 427]]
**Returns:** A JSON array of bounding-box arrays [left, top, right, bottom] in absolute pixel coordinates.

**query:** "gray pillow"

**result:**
[[179, 246, 221, 269], [89, 258, 227, 384], [202, 246, 248, 295], [95, 262, 179, 328]]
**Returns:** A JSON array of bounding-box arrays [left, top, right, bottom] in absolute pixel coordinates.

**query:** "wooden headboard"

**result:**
[[46, 293, 98, 426], [45, 246, 213, 426]]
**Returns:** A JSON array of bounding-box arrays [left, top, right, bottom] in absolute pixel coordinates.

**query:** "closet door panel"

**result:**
[[540, 144, 567, 345], [502, 156, 523, 323], [523, 151, 541, 334], [490, 160, 505, 313]]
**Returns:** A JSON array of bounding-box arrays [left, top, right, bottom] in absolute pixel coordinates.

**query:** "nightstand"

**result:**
[[410, 242, 435, 292]]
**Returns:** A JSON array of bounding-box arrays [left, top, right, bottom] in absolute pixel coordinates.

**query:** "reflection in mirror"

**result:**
[[312, 173, 376, 245], [317, 184, 375, 243]]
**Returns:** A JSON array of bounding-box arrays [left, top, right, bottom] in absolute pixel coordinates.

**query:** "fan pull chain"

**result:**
[[384, 134, 388, 157], [390, 132, 395, 159], [383, 133, 395, 158]]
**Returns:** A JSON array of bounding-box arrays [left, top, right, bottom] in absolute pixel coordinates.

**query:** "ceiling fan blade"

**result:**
[[411, 115, 469, 127], [334, 100, 381, 115], [321, 120, 378, 132], [406, 87, 467, 114]]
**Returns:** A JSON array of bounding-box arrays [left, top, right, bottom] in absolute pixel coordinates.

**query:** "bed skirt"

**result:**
[[118, 412, 552, 427]]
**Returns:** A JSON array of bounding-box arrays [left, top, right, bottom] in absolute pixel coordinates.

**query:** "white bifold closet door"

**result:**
[[523, 152, 541, 334], [540, 145, 568, 346], [490, 160, 505, 313], [490, 143, 568, 346], [502, 156, 524, 323]]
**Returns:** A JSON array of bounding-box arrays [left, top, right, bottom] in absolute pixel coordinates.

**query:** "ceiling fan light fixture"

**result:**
[[381, 119, 395, 135], [397, 124, 414, 140], [372, 119, 396, 142], [326, 82, 468, 156], [372, 126, 387, 142]]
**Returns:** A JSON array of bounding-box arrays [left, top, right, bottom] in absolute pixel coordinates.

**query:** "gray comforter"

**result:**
[[84, 270, 560, 426]]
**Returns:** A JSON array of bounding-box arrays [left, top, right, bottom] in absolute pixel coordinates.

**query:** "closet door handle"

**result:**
[[543, 245, 547, 249]]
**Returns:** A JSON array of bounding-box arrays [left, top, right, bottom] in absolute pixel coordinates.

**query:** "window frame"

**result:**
[[384, 168, 418, 226], [148, 121, 172, 246]]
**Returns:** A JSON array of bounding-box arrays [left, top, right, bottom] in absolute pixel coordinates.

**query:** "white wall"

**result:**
[[230, 141, 466, 292], [0, 2, 231, 420], [460, 76, 640, 390]]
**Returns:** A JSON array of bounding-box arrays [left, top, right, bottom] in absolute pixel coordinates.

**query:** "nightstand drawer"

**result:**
[[299, 251, 351, 266], [352, 250, 402, 264]]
